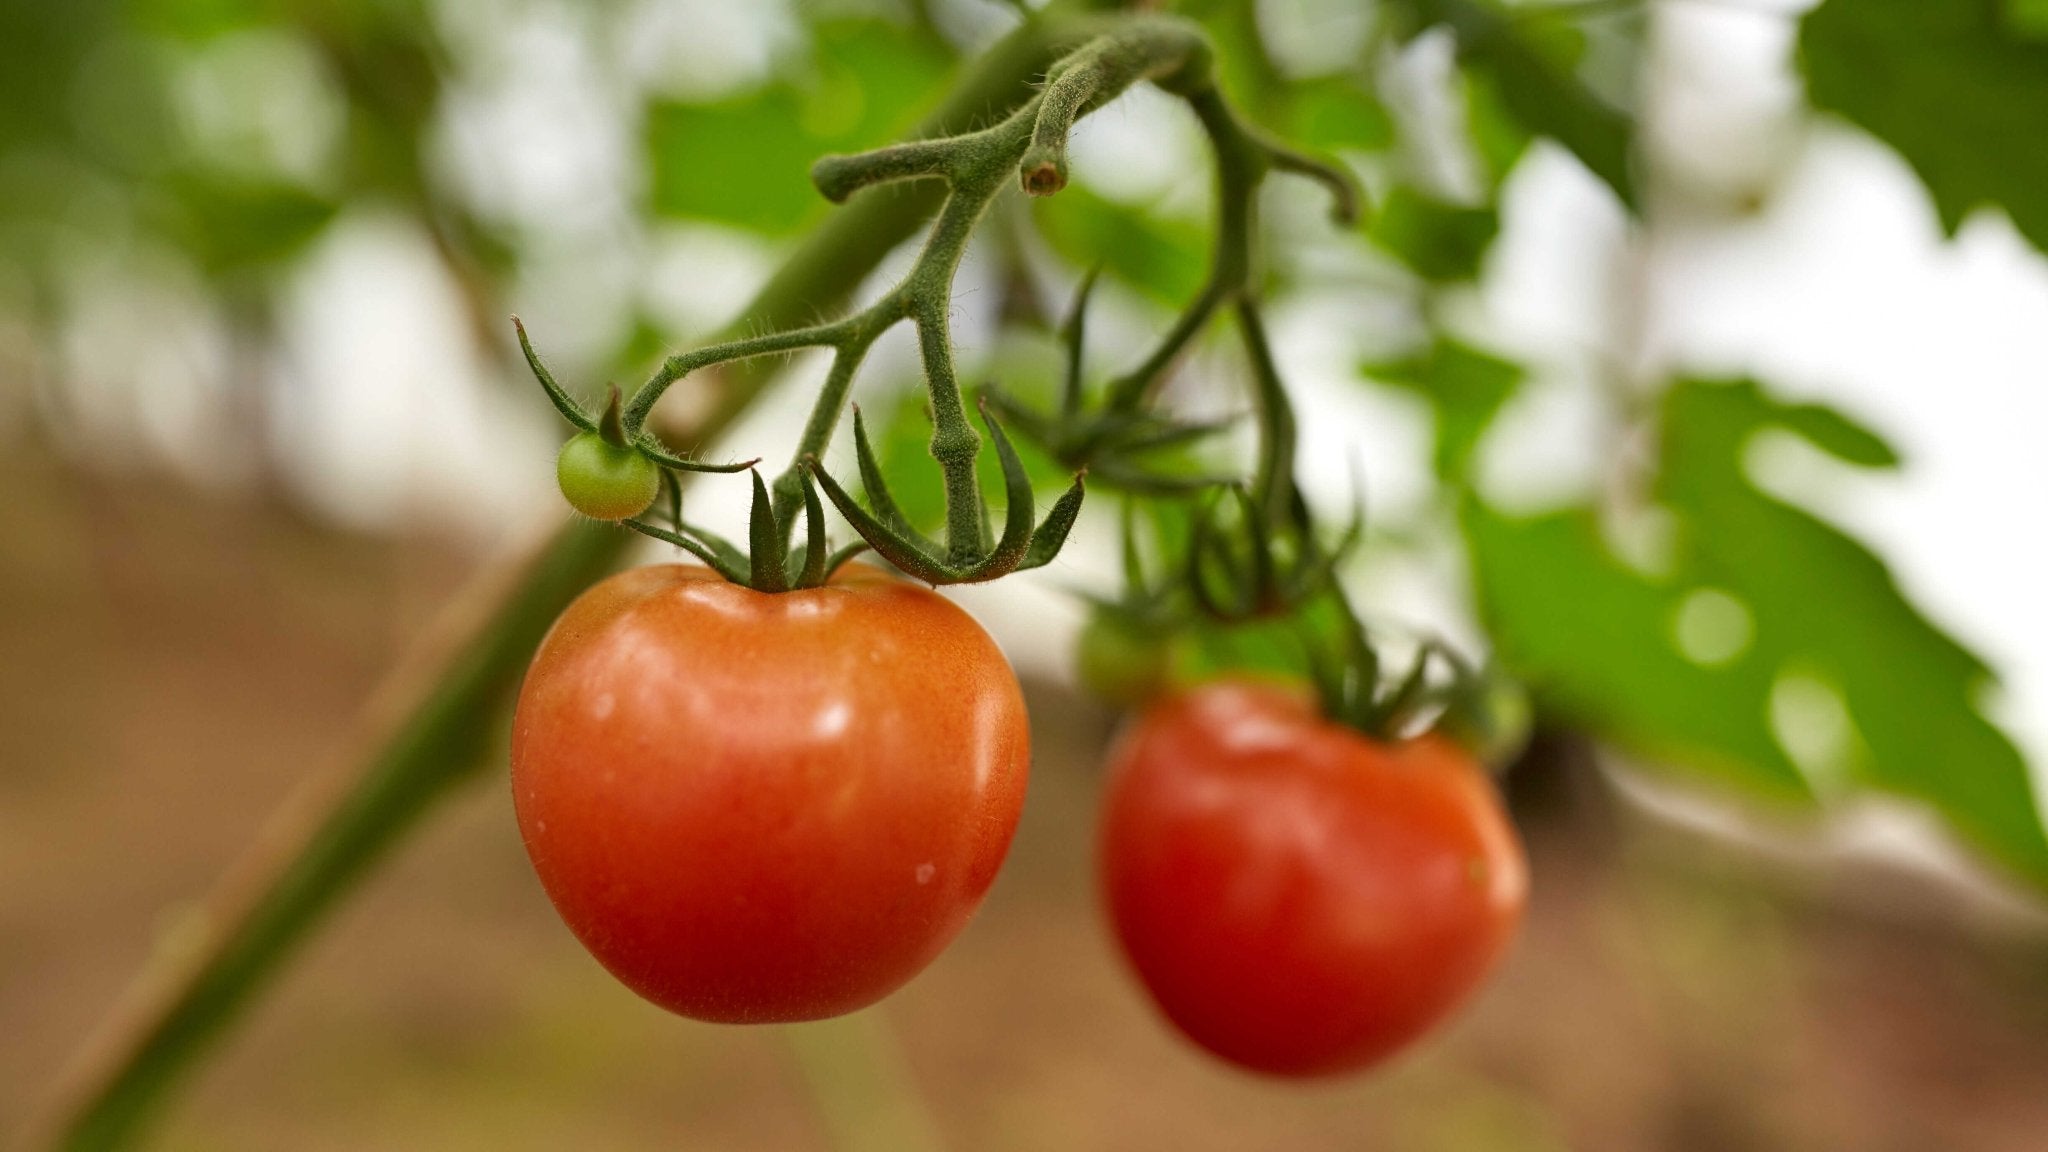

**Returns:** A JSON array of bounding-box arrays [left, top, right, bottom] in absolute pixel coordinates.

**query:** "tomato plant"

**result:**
[[1099, 678, 1528, 1076], [510, 562, 1030, 1023]]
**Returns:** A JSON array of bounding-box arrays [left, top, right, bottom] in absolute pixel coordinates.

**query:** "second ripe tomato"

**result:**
[[1099, 679, 1527, 1076], [511, 563, 1030, 1023]]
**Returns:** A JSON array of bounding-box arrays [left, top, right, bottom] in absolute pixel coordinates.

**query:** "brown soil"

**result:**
[[4, 444, 2047, 1152]]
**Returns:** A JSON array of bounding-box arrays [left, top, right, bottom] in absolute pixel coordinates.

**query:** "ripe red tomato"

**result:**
[[1099, 679, 1527, 1076], [511, 563, 1030, 1023]]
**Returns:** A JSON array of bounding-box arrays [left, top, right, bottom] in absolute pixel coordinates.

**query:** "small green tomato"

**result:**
[[556, 432, 660, 521]]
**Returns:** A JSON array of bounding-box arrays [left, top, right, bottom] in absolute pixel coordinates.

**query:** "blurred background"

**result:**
[[5, 0, 2048, 1149]]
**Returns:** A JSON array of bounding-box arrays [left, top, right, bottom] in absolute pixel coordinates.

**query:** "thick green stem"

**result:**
[[768, 328, 887, 530], [907, 164, 1015, 560]]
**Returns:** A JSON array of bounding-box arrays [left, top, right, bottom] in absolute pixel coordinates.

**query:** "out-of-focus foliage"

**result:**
[[1387, 0, 1638, 207], [1368, 189, 1500, 283], [1033, 185, 1209, 305], [646, 20, 953, 235], [1367, 338, 1519, 478], [1361, 0, 2048, 887], [1451, 377, 2048, 883], [1803, 0, 2048, 251]]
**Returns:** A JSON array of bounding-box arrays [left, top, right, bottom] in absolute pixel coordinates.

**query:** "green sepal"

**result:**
[[747, 469, 789, 593], [822, 540, 870, 580], [1367, 644, 1439, 735], [623, 519, 752, 585], [809, 455, 957, 584], [852, 405, 938, 548], [977, 402, 1039, 576], [1018, 471, 1088, 572], [793, 464, 831, 589], [807, 407, 1086, 585], [513, 317, 597, 433], [633, 433, 760, 474]]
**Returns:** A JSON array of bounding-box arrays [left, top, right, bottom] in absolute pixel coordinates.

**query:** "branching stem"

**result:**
[[608, 14, 1317, 582], [544, 12, 1358, 587]]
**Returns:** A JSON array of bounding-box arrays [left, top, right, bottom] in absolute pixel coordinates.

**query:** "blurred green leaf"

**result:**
[[1803, 0, 2048, 250], [1368, 337, 1519, 477], [1032, 184, 1208, 305], [1660, 380, 2045, 880], [1288, 76, 1397, 154], [1464, 68, 1536, 190], [2009, 0, 2048, 38], [647, 94, 826, 233], [1465, 377, 2048, 882], [646, 20, 952, 234], [1367, 186, 1501, 281], [1467, 500, 1818, 802], [153, 177, 338, 273], [1770, 401, 1903, 470], [129, 0, 275, 40], [1178, 0, 1290, 120], [1390, 0, 1638, 208]]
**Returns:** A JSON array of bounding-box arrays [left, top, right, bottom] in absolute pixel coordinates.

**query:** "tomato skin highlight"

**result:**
[[511, 563, 1030, 1023], [1099, 679, 1527, 1076]]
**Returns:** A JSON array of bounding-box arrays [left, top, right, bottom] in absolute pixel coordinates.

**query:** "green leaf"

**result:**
[[1032, 183, 1209, 305], [646, 93, 829, 232], [1367, 337, 1520, 479], [1367, 186, 1501, 281], [1465, 500, 1816, 799], [1802, 0, 2048, 250], [154, 177, 339, 273], [1287, 76, 1396, 154], [2008, 0, 2048, 39], [1390, 0, 1638, 208], [1465, 377, 2048, 883], [645, 20, 952, 234], [1770, 401, 1902, 470]]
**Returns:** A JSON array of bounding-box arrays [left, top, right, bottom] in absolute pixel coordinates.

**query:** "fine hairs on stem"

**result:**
[[521, 13, 1359, 587]]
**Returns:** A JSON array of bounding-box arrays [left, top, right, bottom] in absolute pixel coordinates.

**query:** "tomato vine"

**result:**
[[517, 13, 1360, 593]]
